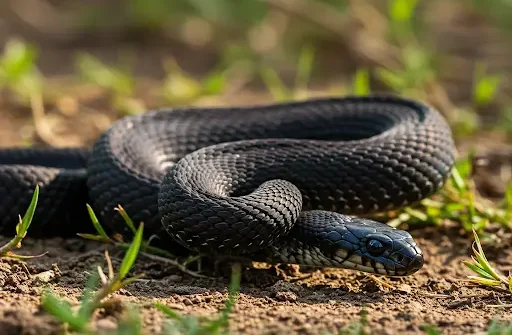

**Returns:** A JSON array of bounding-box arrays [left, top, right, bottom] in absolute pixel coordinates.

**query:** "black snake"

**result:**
[[0, 95, 456, 276]]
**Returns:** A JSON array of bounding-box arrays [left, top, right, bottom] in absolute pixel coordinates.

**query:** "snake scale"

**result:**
[[0, 95, 456, 276]]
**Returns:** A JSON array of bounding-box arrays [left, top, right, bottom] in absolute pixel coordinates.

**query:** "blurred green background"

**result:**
[[0, 0, 511, 144]]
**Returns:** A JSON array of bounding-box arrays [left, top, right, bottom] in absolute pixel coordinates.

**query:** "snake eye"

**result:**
[[367, 239, 385, 256]]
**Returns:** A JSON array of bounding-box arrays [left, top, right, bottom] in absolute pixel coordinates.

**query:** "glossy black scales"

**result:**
[[0, 95, 456, 276]]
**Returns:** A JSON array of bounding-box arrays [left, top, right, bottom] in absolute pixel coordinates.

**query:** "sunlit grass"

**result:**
[[41, 216, 145, 334], [463, 229, 512, 295], [75, 53, 144, 115], [0, 38, 43, 104], [387, 155, 512, 232], [0, 185, 47, 260]]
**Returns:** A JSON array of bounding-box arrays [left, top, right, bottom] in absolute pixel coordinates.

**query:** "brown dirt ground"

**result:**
[[2, 2, 512, 334], [1, 226, 512, 335]]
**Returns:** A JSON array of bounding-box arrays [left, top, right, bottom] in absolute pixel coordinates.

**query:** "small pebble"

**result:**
[[32, 270, 56, 284]]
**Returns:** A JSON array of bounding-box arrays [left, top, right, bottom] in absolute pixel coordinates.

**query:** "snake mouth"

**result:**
[[382, 241, 424, 276], [404, 254, 424, 275], [332, 243, 424, 276]]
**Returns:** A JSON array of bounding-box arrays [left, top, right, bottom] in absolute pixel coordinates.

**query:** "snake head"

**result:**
[[329, 219, 425, 276], [269, 211, 424, 276]]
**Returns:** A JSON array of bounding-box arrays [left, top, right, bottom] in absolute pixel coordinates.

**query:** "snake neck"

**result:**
[[252, 210, 424, 276], [258, 240, 338, 267]]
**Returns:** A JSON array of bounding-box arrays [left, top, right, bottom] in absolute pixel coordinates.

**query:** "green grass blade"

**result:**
[[404, 207, 429, 222], [295, 44, 314, 93], [472, 231, 489, 264], [375, 67, 406, 92], [41, 290, 88, 331], [201, 71, 227, 95], [472, 63, 502, 107], [463, 261, 496, 280], [16, 185, 38, 236], [204, 264, 241, 332], [77, 269, 101, 319], [505, 183, 512, 224], [118, 223, 144, 280], [86, 204, 110, 239], [353, 68, 371, 96], [387, 212, 411, 228], [6, 251, 48, 259], [471, 230, 508, 283], [389, 0, 418, 23], [450, 168, 467, 193], [76, 233, 112, 243], [116, 205, 137, 235], [466, 276, 502, 286], [423, 324, 443, 335], [473, 250, 498, 280], [260, 67, 290, 101], [119, 274, 145, 288]]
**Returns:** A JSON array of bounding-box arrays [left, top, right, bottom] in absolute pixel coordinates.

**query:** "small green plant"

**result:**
[[0, 185, 46, 259], [156, 263, 241, 335], [76, 53, 144, 115], [351, 68, 371, 96], [389, 0, 419, 23], [161, 58, 227, 105], [388, 155, 512, 232], [41, 221, 145, 334], [79, 204, 177, 259], [260, 44, 315, 101], [463, 229, 512, 294], [422, 324, 443, 335], [472, 63, 502, 107], [375, 45, 437, 98], [79, 204, 205, 279], [374, 0, 435, 98], [387, 0, 420, 43], [486, 320, 512, 335], [0, 38, 43, 104]]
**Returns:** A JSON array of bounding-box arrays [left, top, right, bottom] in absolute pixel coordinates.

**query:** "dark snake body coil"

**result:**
[[0, 96, 455, 276]]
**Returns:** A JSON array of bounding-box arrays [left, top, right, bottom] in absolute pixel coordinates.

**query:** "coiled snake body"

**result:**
[[0, 96, 455, 276]]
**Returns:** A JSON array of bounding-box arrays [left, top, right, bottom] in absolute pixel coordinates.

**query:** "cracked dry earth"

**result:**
[[0, 224, 511, 335]]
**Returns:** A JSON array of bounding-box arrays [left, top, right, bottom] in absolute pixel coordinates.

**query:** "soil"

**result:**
[[1, 227, 512, 335], [1, 1, 512, 334]]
